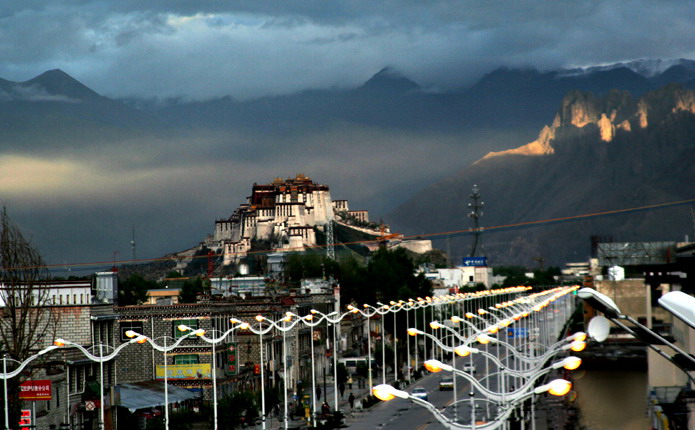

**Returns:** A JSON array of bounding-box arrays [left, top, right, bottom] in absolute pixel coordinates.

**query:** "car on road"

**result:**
[[462, 363, 476, 373], [411, 387, 428, 401], [439, 376, 454, 391]]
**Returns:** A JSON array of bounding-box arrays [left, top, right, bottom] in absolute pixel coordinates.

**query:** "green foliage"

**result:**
[[284, 252, 339, 287], [218, 391, 259, 429], [118, 274, 156, 305], [413, 249, 449, 268], [179, 277, 207, 303], [493, 266, 530, 287]]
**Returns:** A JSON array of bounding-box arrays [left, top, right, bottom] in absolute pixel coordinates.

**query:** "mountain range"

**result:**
[[2, 59, 695, 266], [387, 84, 695, 266]]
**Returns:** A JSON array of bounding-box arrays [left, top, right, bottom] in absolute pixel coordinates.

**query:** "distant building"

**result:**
[[210, 174, 372, 264]]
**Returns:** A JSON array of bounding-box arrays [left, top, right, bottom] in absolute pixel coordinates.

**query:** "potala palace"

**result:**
[[208, 174, 379, 264]]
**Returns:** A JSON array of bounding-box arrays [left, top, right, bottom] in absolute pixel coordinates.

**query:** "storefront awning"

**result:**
[[114, 381, 198, 413]]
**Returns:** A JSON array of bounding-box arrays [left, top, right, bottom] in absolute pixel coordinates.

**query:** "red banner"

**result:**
[[20, 380, 52, 401]]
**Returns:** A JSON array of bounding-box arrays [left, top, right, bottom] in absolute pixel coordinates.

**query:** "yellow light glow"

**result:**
[[488, 326, 499, 334], [136, 336, 147, 344], [305, 315, 314, 321], [429, 321, 441, 330], [373, 387, 395, 401], [125, 330, 137, 338], [572, 332, 587, 342], [563, 357, 582, 370], [53, 340, 65, 347], [407, 328, 419, 337], [570, 341, 586, 352], [454, 346, 470, 357], [548, 380, 572, 396], [230, 318, 241, 324], [477, 335, 491, 344], [423, 362, 442, 373], [239, 322, 250, 330], [465, 312, 475, 319], [451, 316, 462, 323], [255, 315, 265, 322], [478, 309, 486, 315]]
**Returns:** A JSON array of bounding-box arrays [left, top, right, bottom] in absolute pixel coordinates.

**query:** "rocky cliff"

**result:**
[[388, 84, 695, 266]]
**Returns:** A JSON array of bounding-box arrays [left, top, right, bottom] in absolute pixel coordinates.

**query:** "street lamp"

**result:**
[[54, 336, 146, 430], [372, 377, 571, 430], [579, 287, 695, 371], [124, 326, 204, 430], [1, 345, 59, 430], [181, 323, 247, 430]]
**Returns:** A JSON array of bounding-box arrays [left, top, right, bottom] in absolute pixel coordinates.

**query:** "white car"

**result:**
[[462, 363, 476, 373], [411, 387, 428, 401]]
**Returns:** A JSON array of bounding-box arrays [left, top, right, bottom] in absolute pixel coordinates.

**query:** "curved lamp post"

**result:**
[[124, 327, 204, 430], [180, 322, 248, 430], [54, 336, 147, 430], [1, 345, 59, 430], [372, 377, 571, 430]]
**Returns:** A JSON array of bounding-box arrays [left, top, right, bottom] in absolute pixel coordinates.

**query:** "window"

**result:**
[[174, 354, 199, 365], [173, 319, 198, 338], [120, 321, 144, 341]]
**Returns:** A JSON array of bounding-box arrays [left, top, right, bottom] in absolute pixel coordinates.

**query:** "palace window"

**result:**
[[173, 319, 199, 338]]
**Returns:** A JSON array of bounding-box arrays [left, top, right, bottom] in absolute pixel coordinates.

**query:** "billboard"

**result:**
[[20, 380, 52, 401], [156, 363, 212, 380], [463, 257, 487, 267], [226, 342, 239, 376]]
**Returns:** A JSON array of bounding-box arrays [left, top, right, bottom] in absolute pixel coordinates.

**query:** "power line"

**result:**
[[27, 196, 695, 273]]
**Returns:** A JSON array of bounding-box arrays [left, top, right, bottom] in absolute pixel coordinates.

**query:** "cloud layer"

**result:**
[[3, 1, 695, 100]]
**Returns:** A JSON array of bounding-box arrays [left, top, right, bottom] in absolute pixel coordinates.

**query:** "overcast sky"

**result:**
[[3, 0, 695, 100], [3, 0, 695, 271]]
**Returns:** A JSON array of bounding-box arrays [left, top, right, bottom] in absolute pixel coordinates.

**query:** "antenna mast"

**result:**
[[468, 184, 485, 257], [326, 220, 335, 260], [131, 224, 136, 261]]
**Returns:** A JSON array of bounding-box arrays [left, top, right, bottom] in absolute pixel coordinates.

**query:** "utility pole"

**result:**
[[468, 184, 484, 257]]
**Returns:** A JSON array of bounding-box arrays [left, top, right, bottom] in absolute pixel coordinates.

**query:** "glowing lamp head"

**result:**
[[230, 318, 241, 324], [239, 322, 250, 330], [454, 345, 478, 357], [477, 334, 493, 344], [304, 314, 314, 321], [125, 330, 138, 338], [465, 312, 475, 319], [570, 332, 587, 342], [373, 387, 396, 401], [487, 325, 499, 334], [562, 357, 582, 370], [429, 321, 442, 330], [54, 339, 66, 347], [347, 304, 355, 310], [547, 379, 572, 396], [407, 328, 421, 337], [134, 335, 148, 344], [423, 360, 444, 373], [569, 340, 586, 352], [478, 309, 487, 315], [255, 315, 265, 322], [521, 311, 530, 317]]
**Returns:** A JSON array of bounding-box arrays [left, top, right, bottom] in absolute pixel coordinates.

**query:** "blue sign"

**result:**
[[507, 327, 528, 339], [463, 257, 487, 267]]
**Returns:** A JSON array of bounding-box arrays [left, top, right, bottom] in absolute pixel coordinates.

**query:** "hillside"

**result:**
[[387, 84, 695, 266]]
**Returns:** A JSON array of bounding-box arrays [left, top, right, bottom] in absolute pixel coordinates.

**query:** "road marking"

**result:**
[[416, 423, 429, 430]]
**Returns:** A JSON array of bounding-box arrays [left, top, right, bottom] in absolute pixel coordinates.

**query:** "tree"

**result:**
[[0, 207, 59, 427], [179, 277, 207, 303], [118, 273, 154, 305]]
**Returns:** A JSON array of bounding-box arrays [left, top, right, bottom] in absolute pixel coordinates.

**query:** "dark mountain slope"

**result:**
[[387, 85, 695, 266]]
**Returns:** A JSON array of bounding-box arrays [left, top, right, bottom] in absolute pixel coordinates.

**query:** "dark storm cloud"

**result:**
[[2, 1, 695, 99]]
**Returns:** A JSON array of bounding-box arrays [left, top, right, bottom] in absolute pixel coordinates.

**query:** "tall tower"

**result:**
[[468, 184, 484, 257], [326, 221, 335, 260]]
